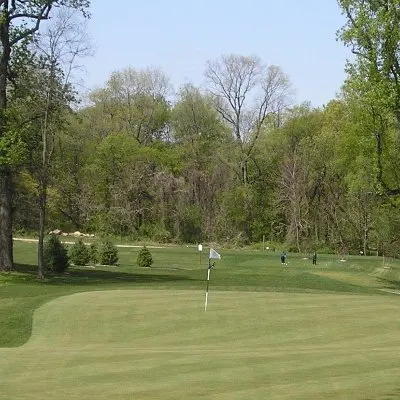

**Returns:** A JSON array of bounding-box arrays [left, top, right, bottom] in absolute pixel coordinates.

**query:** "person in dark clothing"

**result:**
[[280, 252, 287, 265], [312, 252, 317, 265]]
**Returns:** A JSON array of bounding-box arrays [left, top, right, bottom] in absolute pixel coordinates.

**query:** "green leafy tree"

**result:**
[[172, 83, 231, 240], [89, 66, 171, 144], [49, 112, 93, 231], [0, 0, 90, 271], [11, 9, 91, 278], [337, 0, 400, 196]]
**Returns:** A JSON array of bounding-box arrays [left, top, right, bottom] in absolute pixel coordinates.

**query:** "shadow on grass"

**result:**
[[12, 263, 38, 275], [12, 263, 197, 286], [379, 278, 400, 291]]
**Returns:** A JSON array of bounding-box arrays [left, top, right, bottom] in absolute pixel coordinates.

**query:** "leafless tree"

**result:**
[[205, 54, 292, 185], [205, 54, 292, 241]]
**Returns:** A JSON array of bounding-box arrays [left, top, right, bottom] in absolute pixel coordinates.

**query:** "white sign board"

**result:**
[[198, 244, 203, 252]]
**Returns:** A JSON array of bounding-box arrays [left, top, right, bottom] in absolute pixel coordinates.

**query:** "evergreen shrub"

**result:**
[[137, 246, 153, 268], [44, 235, 69, 273], [69, 239, 91, 266], [99, 239, 119, 265]]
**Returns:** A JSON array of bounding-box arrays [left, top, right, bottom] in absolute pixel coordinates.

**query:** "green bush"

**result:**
[[151, 225, 171, 243], [178, 205, 202, 243], [98, 239, 119, 265], [89, 243, 99, 264], [44, 235, 69, 273], [69, 239, 90, 266], [137, 246, 153, 268]]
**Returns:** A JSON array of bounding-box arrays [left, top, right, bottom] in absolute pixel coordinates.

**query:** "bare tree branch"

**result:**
[[10, 4, 53, 46], [205, 54, 292, 185]]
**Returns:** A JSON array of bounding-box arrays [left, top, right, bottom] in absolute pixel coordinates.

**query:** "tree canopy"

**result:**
[[5, 0, 400, 264]]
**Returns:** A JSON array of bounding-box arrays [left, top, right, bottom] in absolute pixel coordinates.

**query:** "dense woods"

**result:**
[[3, 1, 400, 274]]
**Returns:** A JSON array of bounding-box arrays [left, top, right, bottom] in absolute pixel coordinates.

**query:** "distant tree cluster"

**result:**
[[3, 1, 400, 277]]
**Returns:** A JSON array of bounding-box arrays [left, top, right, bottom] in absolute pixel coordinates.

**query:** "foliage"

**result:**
[[89, 243, 99, 265], [136, 246, 153, 268], [0, 0, 91, 274], [43, 235, 69, 273], [89, 66, 171, 144], [151, 225, 171, 243], [98, 239, 119, 266], [0, 129, 29, 167], [337, 0, 400, 196], [69, 239, 90, 266], [177, 205, 203, 243], [8, 43, 400, 256]]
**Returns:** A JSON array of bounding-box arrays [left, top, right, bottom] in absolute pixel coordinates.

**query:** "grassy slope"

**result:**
[[1, 242, 400, 399], [2, 241, 400, 347]]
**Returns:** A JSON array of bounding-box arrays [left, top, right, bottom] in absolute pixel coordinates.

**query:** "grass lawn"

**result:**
[[1, 241, 400, 399]]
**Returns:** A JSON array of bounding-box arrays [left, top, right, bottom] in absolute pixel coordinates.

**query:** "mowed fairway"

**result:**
[[1, 289, 400, 400]]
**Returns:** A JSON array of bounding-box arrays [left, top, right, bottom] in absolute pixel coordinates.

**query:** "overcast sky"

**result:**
[[78, 0, 350, 107]]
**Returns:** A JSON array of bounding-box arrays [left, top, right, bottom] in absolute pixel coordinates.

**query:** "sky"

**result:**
[[79, 0, 351, 107]]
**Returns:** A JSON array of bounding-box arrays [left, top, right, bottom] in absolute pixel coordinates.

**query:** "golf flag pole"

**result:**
[[204, 263, 211, 312], [198, 244, 203, 265], [204, 248, 221, 312]]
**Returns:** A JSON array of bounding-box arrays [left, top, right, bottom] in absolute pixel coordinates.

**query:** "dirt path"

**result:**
[[13, 237, 165, 249]]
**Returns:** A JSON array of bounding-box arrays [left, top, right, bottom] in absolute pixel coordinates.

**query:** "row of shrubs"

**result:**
[[44, 235, 153, 273]]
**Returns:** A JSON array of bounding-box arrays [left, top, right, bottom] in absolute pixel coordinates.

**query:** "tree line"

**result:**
[[2, 0, 400, 274]]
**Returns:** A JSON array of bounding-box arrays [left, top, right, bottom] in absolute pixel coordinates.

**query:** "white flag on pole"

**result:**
[[209, 248, 221, 260]]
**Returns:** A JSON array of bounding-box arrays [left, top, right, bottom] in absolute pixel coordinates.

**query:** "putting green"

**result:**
[[1, 290, 400, 399]]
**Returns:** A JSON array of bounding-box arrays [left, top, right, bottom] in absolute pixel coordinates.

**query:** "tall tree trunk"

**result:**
[[0, 14, 13, 271], [37, 181, 46, 279], [37, 84, 52, 279], [241, 159, 252, 243], [0, 168, 13, 271]]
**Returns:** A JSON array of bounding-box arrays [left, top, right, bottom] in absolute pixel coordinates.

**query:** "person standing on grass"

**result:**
[[280, 252, 287, 265], [312, 252, 317, 265]]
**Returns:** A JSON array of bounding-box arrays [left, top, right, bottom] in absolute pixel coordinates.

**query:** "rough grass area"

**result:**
[[1, 241, 400, 399]]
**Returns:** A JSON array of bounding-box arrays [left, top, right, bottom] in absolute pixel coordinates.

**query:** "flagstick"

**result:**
[[204, 248, 220, 312], [204, 260, 211, 312]]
